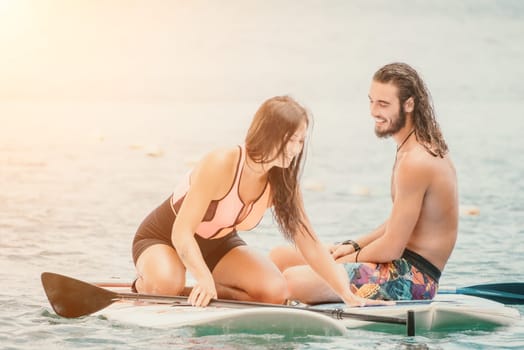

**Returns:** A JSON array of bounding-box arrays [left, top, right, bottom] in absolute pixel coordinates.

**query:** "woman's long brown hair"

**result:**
[[245, 96, 312, 242], [373, 63, 448, 157]]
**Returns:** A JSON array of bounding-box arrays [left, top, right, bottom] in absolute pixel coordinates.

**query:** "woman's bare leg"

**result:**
[[212, 246, 289, 304], [135, 244, 186, 295]]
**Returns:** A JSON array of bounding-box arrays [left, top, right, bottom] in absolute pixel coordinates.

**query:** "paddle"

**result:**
[[41, 272, 414, 334], [96, 280, 524, 305], [438, 283, 524, 305]]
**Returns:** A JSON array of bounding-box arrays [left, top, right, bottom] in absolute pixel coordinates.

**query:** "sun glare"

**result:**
[[0, 0, 33, 44], [0, 0, 12, 12]]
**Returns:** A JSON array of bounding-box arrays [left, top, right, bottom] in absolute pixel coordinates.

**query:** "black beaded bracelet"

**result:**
[[341, 239, 361, 252], [355, 248, 362, 263]]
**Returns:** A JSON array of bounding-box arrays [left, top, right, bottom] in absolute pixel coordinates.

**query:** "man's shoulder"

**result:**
[[401, 147, 457, 187], [406, 146, 453, 169], [398, 148, 434, 173], [397, 147, 455, 186]]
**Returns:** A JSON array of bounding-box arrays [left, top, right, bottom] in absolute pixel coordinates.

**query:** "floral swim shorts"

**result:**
[[343, 249, 441, 300]]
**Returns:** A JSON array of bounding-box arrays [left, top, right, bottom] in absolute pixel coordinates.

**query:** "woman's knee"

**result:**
[[137, 271, 185, 295], [135, 244, 186, 295], [253, 274, 289, 304]]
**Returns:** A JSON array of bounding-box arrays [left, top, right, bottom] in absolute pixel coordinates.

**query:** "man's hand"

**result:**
[[329, 243, 356, 260]]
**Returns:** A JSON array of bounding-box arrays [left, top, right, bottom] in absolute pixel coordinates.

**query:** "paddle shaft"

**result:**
[[113, 290, 409, 325]]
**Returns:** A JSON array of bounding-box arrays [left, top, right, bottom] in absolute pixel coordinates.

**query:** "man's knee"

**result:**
[[269, 246, 288, 271]]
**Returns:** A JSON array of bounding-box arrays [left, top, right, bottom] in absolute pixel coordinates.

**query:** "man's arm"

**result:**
[[331, 222, 386, 260], [337, 157, 432, 263]]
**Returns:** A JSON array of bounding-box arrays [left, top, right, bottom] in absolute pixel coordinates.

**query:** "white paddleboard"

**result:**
[[315, 294, 520, 332], [95, 302, 347, 336], [95, 293, 520, 334]]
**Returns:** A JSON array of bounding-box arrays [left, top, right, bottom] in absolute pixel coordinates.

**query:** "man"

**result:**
[[269, 62, 458, 303]]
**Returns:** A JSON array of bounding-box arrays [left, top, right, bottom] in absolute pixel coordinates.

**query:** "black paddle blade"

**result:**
[[467, 283, 524, 305], [41, 272, 118, 318], [471, 283, 523, 294]]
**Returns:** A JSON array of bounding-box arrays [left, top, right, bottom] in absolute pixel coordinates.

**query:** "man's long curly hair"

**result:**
[[373, 63, 448, 157]]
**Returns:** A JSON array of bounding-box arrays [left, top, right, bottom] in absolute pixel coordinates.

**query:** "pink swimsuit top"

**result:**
[[170, 145, 271, 239]]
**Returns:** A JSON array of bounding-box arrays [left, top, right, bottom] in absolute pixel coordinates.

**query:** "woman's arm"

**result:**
[[293, 218, 389, 307], [172, 147, 238, 306]]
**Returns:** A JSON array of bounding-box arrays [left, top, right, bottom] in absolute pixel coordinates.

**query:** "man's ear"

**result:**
[[404, 97, 414, 113]]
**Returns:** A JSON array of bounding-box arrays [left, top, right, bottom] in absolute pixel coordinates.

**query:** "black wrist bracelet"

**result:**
[[355, 249, 362, 263], [341, 239, 361, 252]]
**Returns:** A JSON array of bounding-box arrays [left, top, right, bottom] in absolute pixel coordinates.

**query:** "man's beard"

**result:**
[[375, 106, 407, 138]]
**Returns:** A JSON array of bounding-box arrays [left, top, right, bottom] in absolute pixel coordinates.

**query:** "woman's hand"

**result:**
[[188, 276, 217, 307], [342, 292, 395, 308]]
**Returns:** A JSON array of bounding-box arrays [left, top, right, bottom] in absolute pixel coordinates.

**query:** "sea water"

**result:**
[[1, 1, 523, 349]]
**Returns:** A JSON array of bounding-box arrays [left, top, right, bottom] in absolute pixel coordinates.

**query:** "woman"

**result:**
[[132, 95, 386, 308]]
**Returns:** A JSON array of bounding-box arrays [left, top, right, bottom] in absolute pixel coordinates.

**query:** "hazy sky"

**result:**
[[0, 1, 207, 100], [1, 1, 523, 103], [1, 0, 343, 101]]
